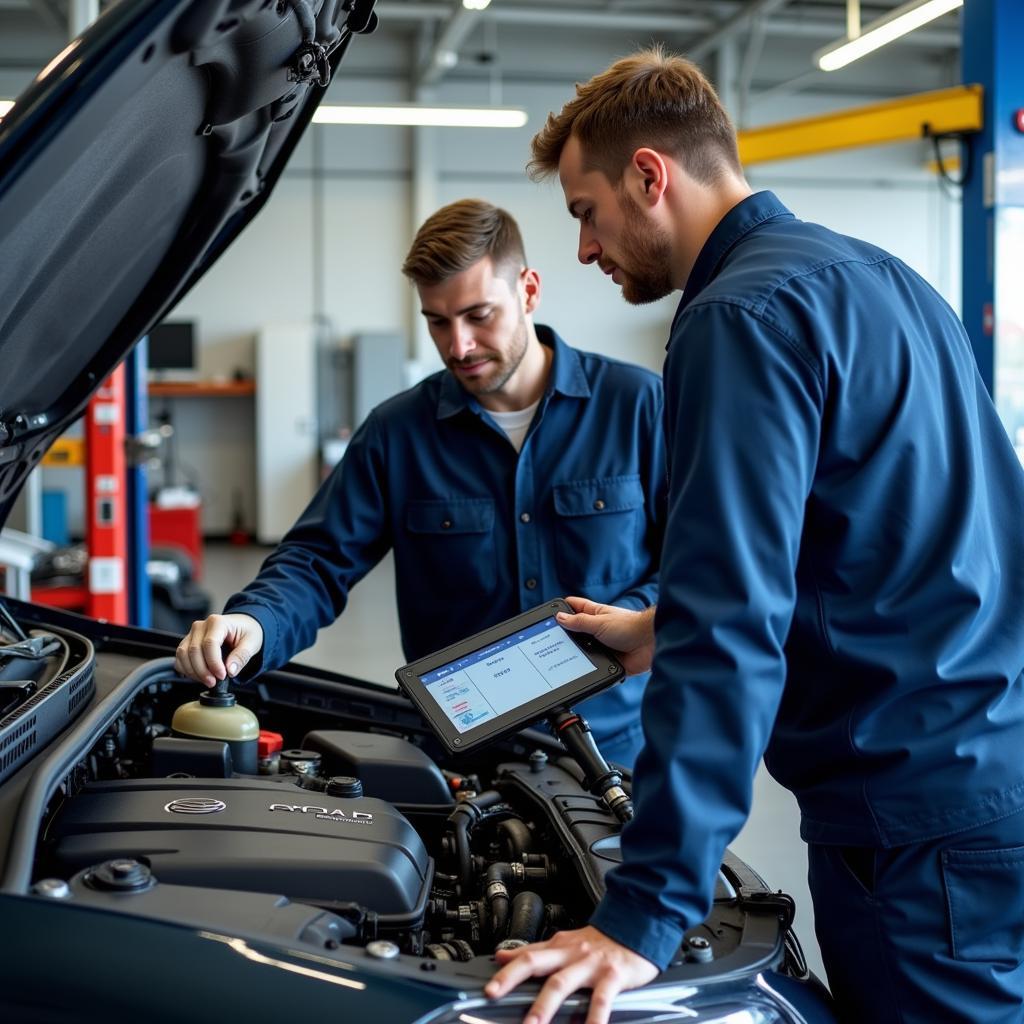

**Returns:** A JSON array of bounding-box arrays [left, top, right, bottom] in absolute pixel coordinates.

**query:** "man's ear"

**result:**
[[630, 148, 669, 207], [520, 267, 542, 314]]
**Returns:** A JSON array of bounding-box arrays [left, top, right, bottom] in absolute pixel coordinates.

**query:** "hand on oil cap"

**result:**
[[174, 613, 264, 687]]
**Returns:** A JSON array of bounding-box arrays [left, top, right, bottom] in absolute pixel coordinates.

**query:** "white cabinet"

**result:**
[[255, 324, 318, 544]]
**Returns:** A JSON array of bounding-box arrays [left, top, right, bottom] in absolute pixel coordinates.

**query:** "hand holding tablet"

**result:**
[[396, 600, 624, 756]]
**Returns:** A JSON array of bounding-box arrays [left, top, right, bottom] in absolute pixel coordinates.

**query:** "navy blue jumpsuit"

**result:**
[[589, 192, 1024, 1019]]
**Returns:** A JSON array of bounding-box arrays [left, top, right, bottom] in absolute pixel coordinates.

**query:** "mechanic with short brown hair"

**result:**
[[485, 47, 1024, 1024], [176, 198, 666, 769]]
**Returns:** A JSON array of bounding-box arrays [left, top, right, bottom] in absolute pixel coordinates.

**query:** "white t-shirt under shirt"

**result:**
[[488, 399, 541, 453]]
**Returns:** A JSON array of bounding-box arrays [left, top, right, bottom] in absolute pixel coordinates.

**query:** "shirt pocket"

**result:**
[[404, 498, 498, 596], [552, 475, 644, 588], [941, 844, 1024, 966]]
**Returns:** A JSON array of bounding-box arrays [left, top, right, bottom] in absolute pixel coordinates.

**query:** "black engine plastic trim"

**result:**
[[2, 656, 173, 893]]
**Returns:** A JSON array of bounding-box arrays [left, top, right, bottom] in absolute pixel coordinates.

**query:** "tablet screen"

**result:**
[[419, 616, 597, 734]]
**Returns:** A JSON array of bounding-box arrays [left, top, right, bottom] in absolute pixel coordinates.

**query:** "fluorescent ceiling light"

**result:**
[[0, 99, 526, 129], [312, 104, 527, 128], [815, 0, 963, 72], [463, 0, 491, 9]]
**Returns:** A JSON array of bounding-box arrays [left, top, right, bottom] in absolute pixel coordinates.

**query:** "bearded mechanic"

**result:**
[[175, 198, 666, 769], [485, 49, 1024, 1024]]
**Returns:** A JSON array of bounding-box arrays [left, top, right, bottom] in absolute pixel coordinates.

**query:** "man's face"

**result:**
[[418, 258, 532, 397], [559, 135, 675, 305]]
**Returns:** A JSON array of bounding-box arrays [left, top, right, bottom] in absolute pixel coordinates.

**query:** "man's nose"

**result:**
[[449, 323, 476, 361], [578, 228, 601, 266]]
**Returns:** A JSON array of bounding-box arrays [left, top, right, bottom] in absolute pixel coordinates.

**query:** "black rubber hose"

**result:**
[[497, 818, 533, 861], [507, 891, 545, 944], [450, 813, 473, 893], [469, 789, 504, 810], [446, 790, 505, 892], [486, 862, 513, 939]]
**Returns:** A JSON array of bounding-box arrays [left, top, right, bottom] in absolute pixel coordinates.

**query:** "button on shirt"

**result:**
[[225, 326, 666, 755], [591, 191, 1024, 969]]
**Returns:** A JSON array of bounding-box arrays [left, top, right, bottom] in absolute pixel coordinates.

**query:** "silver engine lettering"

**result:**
[[268, 802, 374, 822]]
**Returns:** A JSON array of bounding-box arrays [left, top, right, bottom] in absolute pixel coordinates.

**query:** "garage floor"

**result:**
[[203, 541, 826, 984]]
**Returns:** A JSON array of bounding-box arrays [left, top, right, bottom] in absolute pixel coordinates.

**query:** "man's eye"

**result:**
[[469, 311, 492, 323], [582, 209, 593, 224]]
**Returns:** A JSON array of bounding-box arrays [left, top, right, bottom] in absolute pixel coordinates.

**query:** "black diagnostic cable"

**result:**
[[548, 707, 634, 823]]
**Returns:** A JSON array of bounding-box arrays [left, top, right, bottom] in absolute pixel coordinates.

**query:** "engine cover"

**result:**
[[47, 777, 431, 919]]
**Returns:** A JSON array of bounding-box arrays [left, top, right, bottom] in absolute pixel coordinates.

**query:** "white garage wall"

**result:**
[[39, 74, 962, 535]]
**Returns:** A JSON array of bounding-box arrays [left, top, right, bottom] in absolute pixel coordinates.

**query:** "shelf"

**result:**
[[148, 380, 256, 397]]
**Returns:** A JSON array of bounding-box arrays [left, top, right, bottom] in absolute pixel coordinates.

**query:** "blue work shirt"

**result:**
[[591, 191, 1024, 969], [226, 326, 666, 762]]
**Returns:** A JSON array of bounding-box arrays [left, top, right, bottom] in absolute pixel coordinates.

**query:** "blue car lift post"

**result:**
[[961, 0, 1024, 406]]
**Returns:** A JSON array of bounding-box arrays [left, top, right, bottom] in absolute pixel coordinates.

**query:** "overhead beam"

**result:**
[[738, 83, 983, 165], [688, 0, 793, 62], [373, 3, 959, 47], [28, 0, 64, 31], [417, 1, 485, 88], [377, 2, 710, 33]]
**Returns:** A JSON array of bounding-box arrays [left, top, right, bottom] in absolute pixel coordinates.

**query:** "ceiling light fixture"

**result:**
[[462, 0, 492, 9], [312, 104, 527, 128], [815, 0, 963, 72], [0, 100, 526, 130]]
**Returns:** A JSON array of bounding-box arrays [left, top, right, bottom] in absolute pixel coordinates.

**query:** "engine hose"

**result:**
[[497, 818, 533, 862], [506, 891, 544, 945], [485, 862, 514, 939], [425, 939, 474, 962], [449, 815, 472, 893], [445, 790, 504, 893]]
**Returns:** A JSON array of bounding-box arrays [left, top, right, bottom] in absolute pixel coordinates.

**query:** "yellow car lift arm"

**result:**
[[738, 84, 983, 166]]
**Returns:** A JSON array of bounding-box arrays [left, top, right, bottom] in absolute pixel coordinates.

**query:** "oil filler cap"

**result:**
[[87, 858, 155, 893], [326, 775, 363, 799]]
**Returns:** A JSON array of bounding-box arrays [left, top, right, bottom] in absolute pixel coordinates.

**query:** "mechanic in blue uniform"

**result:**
[[174, 199, 666, 768], [485, 50, 1024, 1024]]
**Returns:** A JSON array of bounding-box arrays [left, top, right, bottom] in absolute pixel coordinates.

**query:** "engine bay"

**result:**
[[0, 616, 806, 986], [36, 676, 641, 962]]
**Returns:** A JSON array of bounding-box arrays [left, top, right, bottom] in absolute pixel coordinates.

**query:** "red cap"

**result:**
[[257, 730, 284, 758]]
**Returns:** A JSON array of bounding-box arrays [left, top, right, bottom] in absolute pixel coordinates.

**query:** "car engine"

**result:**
[[13, 646, 805, 986], [35, 675, 641, 963]]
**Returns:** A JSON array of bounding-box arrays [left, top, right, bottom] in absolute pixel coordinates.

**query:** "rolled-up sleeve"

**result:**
[[590, 300, 824, 969]]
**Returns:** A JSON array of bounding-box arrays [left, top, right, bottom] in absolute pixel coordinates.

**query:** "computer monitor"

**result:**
[[147, 321, 196, 375]]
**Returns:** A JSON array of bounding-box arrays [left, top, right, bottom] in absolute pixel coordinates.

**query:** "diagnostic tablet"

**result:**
[[396, 599, 624, 755]]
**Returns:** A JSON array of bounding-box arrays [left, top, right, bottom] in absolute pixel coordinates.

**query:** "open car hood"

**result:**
[[0, 0, 377, 526]]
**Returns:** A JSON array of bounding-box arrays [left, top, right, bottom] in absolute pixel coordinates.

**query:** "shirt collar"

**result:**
[[671, 190, 793, 334], [436, 323, 589, 420]]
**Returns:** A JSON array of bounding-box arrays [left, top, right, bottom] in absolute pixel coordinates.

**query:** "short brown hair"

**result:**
[[529, 46, 741, 186], [402, 199, 527, 286]]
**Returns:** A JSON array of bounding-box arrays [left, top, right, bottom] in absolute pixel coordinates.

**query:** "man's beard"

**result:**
[[449, 310, 529, 395], [616, 192, 676, 306]]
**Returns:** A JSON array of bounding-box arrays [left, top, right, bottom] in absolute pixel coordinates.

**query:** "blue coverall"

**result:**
[[226, 326, 667, 767], [589, 192, 1024, 1019]]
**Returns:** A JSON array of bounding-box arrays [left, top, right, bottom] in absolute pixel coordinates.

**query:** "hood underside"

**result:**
[[0, 0, 376, 524]]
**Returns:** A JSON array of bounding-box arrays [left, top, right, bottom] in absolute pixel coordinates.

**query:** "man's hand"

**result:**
[[175, 613, 264, 687], [485, 926, 659, 1024], [557, 597, 657, 676]]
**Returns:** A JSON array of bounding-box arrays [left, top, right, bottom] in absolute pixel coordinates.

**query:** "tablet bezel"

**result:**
[[395, 599, 624, 755]]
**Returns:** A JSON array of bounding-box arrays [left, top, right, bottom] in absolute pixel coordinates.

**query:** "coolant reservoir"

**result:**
[[171, 681, 259, 774]]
